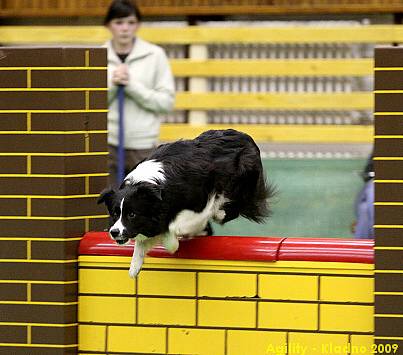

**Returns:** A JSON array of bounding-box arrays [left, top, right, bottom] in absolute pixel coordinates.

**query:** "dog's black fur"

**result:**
[[98, 129, 274, 244]]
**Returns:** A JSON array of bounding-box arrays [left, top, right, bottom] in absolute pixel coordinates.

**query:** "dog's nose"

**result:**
[[110, 228, 120, 239]]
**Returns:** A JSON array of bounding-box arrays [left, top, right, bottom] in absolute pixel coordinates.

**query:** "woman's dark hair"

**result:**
[[104, 0, 142, 25]]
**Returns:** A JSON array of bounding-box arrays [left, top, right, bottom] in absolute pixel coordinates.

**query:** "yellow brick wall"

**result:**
[[78, 256, 374, 355]]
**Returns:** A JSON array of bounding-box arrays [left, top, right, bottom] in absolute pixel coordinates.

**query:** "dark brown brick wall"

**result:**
[[31, 70, 106, 88], [0, 47, 108, 354], [375, 115, 403, 135], [0, 113, 27, 130], [31, 112, 107, 131], [0, 91, 86, 110], [374, 47, 403, 351]]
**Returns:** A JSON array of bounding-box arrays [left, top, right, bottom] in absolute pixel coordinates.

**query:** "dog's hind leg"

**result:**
[[212, 194, 231, 224], [169, 194, 218, 238]]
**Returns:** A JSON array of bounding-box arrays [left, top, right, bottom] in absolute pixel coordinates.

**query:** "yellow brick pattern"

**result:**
[[350, 335, 375, 355], [320, 304, 374, 332], [138, 270, 195, 296], [259, 274, 318, 300], [198, 299, 256, 328], [198, 272, 257, 297], [228, 330, 287, 355], [288, 333, 349, 355], [108, 326, 166, 353], [79, 296, 136, 324], [78, 325, 106, 352], [320, 276, 374, 303], [78, 257, 374, 355], [79, 269, 135, 295], [168, 328, 225, 355], [138, 298, 196, 325], [259, 302, 318, 330]]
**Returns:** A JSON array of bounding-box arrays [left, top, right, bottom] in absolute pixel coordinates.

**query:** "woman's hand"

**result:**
[[112, 64, 129, 86]]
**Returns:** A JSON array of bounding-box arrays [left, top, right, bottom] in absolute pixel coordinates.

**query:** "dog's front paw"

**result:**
[[129, 256, 144, 278], [129, 265, 141, 278]]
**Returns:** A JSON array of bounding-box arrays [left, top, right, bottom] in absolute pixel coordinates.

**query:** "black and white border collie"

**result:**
[[98, 129, 274, 277]]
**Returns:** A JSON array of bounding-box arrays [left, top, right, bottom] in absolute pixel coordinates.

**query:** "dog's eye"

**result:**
[[128, 212, 135, 218]]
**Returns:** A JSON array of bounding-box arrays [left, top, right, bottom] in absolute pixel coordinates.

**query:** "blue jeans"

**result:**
[[354, 179, 374, 239]]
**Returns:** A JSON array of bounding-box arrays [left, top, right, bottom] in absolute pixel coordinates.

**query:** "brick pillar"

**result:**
[[0, 47, 108, 354], [374, 47, 403, 353]]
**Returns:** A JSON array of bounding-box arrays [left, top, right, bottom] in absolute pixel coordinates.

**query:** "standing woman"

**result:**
[[104, 0, 175, 186]]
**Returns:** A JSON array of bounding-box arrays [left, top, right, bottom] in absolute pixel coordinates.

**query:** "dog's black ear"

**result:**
[[136, 184, 162, 201], [97, 187, 116, 205], [119, 179, 129, 189], [149, 185, 162, 201]]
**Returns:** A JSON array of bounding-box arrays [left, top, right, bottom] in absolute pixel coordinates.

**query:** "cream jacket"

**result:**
[[106, 38, 175, 149]]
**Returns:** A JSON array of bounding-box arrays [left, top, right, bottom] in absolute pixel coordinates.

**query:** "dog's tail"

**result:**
[[240, 168, 276, 223], [234, 141, 276, 223]]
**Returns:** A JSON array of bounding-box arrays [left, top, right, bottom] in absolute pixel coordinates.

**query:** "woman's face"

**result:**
[[107, 15, 139, 46]]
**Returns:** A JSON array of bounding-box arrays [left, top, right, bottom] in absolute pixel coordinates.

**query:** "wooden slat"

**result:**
[[1, 25, 403, 45], [174, 92, 372, 110], [160, 123, 373, 143], [0, 26, 110, 44], [1, 1, 403, 17], [140, 4, 403, 16], [171, 59, 373, 77], [141, 25, 403, 44]]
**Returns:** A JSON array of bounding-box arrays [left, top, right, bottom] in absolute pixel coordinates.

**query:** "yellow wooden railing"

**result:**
[[171, 59, 373, 77], [2, 24, 394, 142], [1, 25, 403, 44]]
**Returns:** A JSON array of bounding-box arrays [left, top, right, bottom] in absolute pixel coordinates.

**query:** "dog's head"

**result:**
[[98, 183, 163, 244]]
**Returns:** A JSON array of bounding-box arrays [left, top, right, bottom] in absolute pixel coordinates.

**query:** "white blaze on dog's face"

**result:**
[[109, 198, 130, 245], [103, 183, 164, 244], [98, 159, 166, 245]]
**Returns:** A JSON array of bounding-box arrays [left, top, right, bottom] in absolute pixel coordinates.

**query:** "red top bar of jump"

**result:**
[[80, 232, 374, 264]]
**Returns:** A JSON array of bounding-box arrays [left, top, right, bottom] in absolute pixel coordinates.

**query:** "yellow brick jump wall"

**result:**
[[78, 256, 374, 355]]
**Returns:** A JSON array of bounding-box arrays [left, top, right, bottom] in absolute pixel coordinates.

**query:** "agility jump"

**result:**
[[0, 44, 401, 355]]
